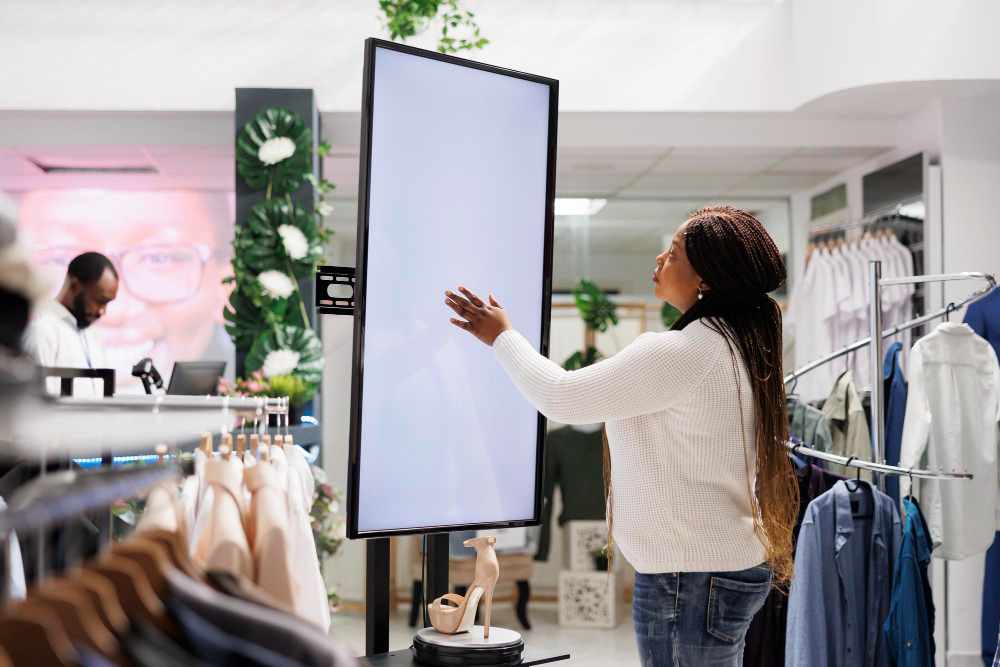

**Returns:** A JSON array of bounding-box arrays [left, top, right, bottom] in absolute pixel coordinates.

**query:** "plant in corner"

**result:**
[[563, 279, 619, 371], [224, 107, 335, 409]]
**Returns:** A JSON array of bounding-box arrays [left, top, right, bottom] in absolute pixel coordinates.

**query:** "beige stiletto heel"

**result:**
[[428, 536, 499, 639]]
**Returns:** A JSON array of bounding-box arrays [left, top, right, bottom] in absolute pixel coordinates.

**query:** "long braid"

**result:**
[[672, 206, 798, 587]]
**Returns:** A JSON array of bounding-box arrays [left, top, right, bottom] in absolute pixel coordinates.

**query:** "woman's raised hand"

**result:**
[[445, 286, 512, 346]]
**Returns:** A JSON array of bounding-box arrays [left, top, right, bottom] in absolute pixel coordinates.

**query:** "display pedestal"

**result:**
[[412, 626, 523, 666]]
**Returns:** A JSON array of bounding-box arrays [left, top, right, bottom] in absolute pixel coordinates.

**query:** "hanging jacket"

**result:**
[[882, 343, 908, 507], [884, 497, 935, 667], [821, 371, 872, 481], [786, 480, 902, 667]]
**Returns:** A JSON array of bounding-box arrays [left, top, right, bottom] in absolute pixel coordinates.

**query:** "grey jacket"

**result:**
[[786, 480, 902, 667]]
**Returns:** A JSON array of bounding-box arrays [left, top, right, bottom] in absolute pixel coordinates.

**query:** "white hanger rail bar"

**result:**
[[785, 441, 973, 481]]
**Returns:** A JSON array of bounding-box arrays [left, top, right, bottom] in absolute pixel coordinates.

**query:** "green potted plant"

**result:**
[[563, 279, 618, 371], [591, 545, 610, 572]]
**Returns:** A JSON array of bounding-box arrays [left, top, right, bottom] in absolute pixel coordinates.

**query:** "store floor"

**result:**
[[331, 603, 640, 665]]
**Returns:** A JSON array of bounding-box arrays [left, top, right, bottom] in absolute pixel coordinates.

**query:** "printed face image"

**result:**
[[17, 189, 235, 393]]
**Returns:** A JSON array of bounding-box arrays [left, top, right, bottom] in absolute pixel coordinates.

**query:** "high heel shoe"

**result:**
[[428, 536, 499, 639]]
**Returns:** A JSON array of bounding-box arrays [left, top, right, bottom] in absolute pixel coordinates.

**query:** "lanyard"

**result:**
[[79, 330, 94, 369]]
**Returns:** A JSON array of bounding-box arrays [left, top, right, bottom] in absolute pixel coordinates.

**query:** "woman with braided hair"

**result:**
[[444, 205, 797, 666]]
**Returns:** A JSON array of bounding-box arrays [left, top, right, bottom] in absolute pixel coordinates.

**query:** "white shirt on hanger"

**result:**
[[899, 322, 1000, 559]]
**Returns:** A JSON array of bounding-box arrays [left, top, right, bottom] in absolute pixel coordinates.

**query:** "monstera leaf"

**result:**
[[245, 324, 323, 386], [223, 285, 265, 351], [236, 107, 313, 195], [573, 279, 618, 333], [236, 199, 324, 276]]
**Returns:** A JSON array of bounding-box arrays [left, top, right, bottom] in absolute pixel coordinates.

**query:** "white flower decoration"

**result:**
[[258, 270, 295, 299], [258, 137, 296, 165], [317, 201, 334, 217], [262, 348, 301, 378], [277, 224, 309, 260]]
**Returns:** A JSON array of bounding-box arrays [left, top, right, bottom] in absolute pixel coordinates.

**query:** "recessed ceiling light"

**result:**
[[554, 198, 607, 216]]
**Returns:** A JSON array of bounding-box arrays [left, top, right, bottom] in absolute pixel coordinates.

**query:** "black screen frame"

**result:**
[[347, 37, 558, 540]]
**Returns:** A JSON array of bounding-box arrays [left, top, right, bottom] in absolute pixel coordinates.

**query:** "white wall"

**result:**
[[682, 0, 1000, 111], [937, 92, 1000, 667]]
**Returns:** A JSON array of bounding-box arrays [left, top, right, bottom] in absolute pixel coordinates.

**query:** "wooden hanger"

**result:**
[[28, 584, 124, 665], [236, 433, 247, 458], [54, 571, 129, 638], [274, 433, 284, 449], [200, 432, 213, 455], [220, 443, 232, 462], [250, 433, 261, 461], [138, 528, 201, 581], [86, 557, 175, 637], [0, 601, 78, 666], [222, 433, 234, 456]]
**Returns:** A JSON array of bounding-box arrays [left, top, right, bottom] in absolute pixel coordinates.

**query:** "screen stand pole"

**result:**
[[424, 533, 450, 627], [365, 538, 391, 656]]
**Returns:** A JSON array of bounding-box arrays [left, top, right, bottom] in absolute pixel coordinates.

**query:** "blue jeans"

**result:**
[[633, 564, 772, 666]]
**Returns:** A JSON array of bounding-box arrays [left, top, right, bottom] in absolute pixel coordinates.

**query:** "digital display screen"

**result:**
[[350, 40, 557, 537]]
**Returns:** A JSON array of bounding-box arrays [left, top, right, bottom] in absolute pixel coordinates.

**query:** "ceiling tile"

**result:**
[[620, 172, 750, 195], [651, 155, 777, 174], [729, 171, 836, 192], [667, 146, 794, 158]]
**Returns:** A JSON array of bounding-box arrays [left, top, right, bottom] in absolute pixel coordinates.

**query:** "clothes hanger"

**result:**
[[26, 584, 124, 665], [0, 601, 78, 666], [63, 568, 130, 638], [110, 537, 175, 601], [200, 432, 213, 456], [236, 418, 247, 458], [138, 528, 201, 581], [85, 556, 175, 637]]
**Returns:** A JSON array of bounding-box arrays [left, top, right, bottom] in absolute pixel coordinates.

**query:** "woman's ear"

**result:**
[[698, 280, 711, 295]]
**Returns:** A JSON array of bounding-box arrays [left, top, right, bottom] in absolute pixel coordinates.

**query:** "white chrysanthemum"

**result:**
[[277, 224, 309, 260], [258, 270, 295, 299], [257, 136, 296, 165], [262, 348, 301, 378], [316, 201, 334, 217]]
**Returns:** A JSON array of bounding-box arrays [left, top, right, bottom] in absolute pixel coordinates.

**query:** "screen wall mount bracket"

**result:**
[[315, 266, 356, 315]]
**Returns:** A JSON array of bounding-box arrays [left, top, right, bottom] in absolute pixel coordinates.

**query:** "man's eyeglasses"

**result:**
[[34, 244, 216, 304]]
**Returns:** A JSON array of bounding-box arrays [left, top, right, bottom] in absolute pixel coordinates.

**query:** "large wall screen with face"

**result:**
[[348, 38, 557, 538]]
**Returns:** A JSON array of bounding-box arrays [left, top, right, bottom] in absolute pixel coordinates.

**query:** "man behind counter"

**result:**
[[24, 252, 119, 397]]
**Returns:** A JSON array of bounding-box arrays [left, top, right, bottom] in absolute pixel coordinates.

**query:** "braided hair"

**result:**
[[673, 205, 798, 586]]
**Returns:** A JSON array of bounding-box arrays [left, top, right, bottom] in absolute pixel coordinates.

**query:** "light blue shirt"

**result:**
[[786, 480, 902, 667]]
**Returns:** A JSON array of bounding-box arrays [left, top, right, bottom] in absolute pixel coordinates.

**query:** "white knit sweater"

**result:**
[[493, 319, 767, 574]]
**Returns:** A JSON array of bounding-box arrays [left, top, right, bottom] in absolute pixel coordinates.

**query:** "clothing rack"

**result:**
[[0, 463, 179, 535], [784, 441, 974, 481], [785, 264, 995, 487]]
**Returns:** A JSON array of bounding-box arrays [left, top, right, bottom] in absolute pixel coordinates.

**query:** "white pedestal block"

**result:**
[[558, 569, 623, 628], [563, 520, 613, 572]]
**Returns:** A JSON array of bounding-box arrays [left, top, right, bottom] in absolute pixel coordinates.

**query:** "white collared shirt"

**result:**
[[23, 300, 109, 397], [900, 322, 1000, 559]]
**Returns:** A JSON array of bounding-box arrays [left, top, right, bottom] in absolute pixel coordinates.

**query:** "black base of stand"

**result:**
[[412, 627, 523, 667]]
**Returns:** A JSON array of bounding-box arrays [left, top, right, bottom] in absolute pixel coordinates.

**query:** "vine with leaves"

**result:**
[[378, 0, 488, 54]]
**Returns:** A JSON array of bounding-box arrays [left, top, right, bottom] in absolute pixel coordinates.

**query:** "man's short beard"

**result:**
[[70, 292, 92, 329]]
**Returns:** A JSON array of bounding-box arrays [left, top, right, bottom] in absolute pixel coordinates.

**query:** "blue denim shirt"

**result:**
[[884, 497, 935, 667], [883, 342, 908, 506], [786, 481, 902, 667]]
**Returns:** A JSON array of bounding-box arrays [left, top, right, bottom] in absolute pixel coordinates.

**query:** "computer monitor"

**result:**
[[166, 361, 226, 396]]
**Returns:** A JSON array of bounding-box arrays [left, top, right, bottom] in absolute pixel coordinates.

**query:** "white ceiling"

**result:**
[[0, 142, 886, 200], [0, 0, 783, 112]]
